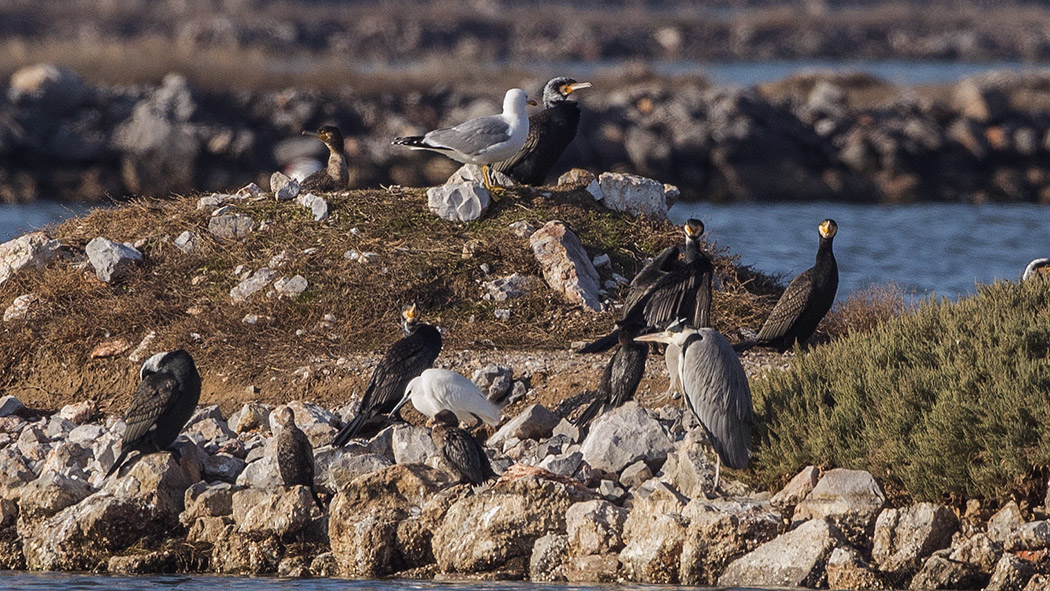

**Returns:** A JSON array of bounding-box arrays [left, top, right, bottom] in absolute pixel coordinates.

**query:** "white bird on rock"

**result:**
[[392, 88, 536, 191], [390, 368, 502, 428]]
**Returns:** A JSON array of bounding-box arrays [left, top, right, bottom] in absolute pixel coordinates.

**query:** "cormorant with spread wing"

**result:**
[[332, 304, 442, 445], [733, 219, 838, 353], [493, 77, 592, 185], [578, 218, 712, 354]]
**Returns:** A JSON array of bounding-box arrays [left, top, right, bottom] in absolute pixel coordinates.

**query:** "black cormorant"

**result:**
[[274, 405, 324, 510], [575, 321, 648, 430], [332, 304, 442, 445], [106, 350, 201, 478], [733, 219, 839, 353], [301, 125, 349, 192], [392, 88, 535, 191], [578, 218, 712, 354], [431, 409, 497, 486], [493, 77, 592, 185]]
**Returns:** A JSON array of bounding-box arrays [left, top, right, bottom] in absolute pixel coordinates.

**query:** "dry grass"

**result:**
[[0, 184, 788, 415]]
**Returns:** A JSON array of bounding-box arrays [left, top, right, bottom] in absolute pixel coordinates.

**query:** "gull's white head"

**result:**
[[503, 88, 535, 117]]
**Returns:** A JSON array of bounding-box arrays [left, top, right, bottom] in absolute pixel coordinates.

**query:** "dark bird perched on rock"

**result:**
[[734, 219, 839, 353], [575, 320, 648, 430], [393, 88, 534, 191], [493, 77, 592, 185], [332, 303, 442, 445], [274, 405, 324, 511], [636, 325, 752, 491], [431, 409, 497, 486], [106, 350, 200, 478], [301, 125, 349, 192], [578, 218, 712, 354]]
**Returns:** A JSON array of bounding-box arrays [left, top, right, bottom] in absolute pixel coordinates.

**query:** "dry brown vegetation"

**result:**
[[0, 183, 798, 417]]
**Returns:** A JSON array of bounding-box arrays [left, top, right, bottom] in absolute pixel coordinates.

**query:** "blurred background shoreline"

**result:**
[[5, 0, 1050, 211]]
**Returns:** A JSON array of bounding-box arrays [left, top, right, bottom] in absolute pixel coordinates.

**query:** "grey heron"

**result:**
[[734, 219, 839, 353], [106, 350, 201, 478], [636, 325, 753, 491]]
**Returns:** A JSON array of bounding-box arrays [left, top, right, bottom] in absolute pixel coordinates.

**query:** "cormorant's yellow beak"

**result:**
[[403, 304, 418, 321], [302, 130, 323, 139], [819, 219, 837, 239], [565, 82, 592, 94], [527, 98, 538, 106]]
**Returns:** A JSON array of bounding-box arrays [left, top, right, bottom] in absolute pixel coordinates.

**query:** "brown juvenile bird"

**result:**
[[274, 405, 324, 510], [301, 125, 349, 192], [431, 409, 497, 486]]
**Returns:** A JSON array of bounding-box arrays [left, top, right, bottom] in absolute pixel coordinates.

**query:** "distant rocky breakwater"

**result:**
[[0, 392, 1048, 590], [9, 63, 1050, 204]]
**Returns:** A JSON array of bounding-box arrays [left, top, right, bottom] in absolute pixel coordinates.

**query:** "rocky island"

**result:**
[[0, 168, 1048, 589]]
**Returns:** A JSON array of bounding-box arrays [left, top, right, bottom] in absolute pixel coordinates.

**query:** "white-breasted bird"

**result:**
[[390, 368, 502, 428], [392, 88, 536, 191]]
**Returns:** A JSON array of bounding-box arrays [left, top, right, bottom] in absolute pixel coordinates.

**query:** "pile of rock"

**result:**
[[3, 390, 1049, 588]]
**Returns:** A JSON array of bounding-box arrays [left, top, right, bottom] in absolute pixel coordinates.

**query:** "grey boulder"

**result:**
[[85, 237, 143, 283]]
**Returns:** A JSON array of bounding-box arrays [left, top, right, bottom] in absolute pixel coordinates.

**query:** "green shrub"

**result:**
[[752, 278, 1050, 501]]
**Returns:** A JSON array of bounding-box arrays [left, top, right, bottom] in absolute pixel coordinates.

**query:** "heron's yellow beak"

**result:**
[[634, 331, 672, 344]]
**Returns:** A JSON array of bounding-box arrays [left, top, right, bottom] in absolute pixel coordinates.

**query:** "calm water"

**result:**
[[0, 573, 662, 590], [0, 202, 94, 243], [4, 200, 1045, 302], [671, 201, 1049, 300]]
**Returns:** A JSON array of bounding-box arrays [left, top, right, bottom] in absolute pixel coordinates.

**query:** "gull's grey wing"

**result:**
[[424, 115, 511, 157]]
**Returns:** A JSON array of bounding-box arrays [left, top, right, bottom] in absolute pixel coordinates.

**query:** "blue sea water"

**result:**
[[670, 201, 1050, 301], [0, 202, 94, 244], [3, 200, 1047, 302]]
